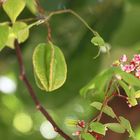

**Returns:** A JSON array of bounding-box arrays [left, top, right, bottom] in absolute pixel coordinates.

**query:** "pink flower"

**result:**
[[136, 66, 140, 71], [77, 120, 85, 128], [135, 70, 140, 79], [121, 64, 135, 73], [132, 54, 140, 65], [72, 131, 81, 136], [114, 54, 140, 79], [120, 54, 127, 62], [126, 101, 132, 108]]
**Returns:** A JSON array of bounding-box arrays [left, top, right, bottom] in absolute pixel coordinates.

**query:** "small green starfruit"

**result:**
[[33, 42, 67, 92]]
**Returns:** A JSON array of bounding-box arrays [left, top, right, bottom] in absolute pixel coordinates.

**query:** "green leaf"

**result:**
[[13, 22, 29, 43], [119, 116, 136, 139], [33, 42, 67, 92], [6, 22, 29, 48], [6, 27, 16, 49], [118, 80, 130, 97], [91, 36, 105, 47], [80, 67, 114, 97], [81, 133, 95, 140], [105, 123, 125, 133], [135, 90, 140, 98], [0, 24, 9, 51], [122, 72, 140, 87], [90, 122, 106, 135], [3, 0, 26, 23], [114, 68, 140, 87], [91, 101, 116, 118], [127, 98, 138, 107], [26, 0, 37, 14], [65, 119, 77, 127], [118, 80, 138, 106]]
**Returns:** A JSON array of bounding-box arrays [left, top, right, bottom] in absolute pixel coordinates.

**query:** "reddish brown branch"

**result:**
[[14, 39, 72, 140], [46, 22, 52, 41]]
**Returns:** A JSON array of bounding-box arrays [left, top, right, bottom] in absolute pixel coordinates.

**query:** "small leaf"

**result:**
[[127, 98, 138, 106], [3, 0, 26, 23], [81, 133, 95, 140], [80, 67, 114, 98], [91, 36, 105, 47], [105, 123, 125, 133], [91, 101, 116, 118], [0, 24, 9, 51], [114, 68, 140, 87], [135, 90, 140, 98], [118, 80, 138, 106], [26, 0, 37, 14], [12, 22, 29, 43], [6, 27, 16, 48], [118, 80, 130, 97], [33, 42, 67, 92], [90, 122, 106, 135], [65, 119, 77, 127], [119, 116, 136, 139], [6, 22, 29, 48], [122, 72, 140, 87]]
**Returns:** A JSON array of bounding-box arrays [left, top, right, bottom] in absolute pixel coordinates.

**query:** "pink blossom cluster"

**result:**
[[72, 120, 103, 140], [72, 120, 85, 136], [118, 54, 140, 79]]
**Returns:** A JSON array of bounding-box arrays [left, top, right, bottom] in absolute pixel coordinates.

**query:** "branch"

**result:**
[[96, 78, 114, 121], [45, 9, 98, 36], [88, 78, 121, 124], [14, 39, 73, 140]]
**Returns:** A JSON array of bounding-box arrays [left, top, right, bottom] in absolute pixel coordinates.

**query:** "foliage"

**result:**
[[0, 0, 140, 140]]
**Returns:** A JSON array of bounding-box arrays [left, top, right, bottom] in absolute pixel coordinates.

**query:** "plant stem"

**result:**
[[96, 78, 114, 121], [89, 80, 123, 124], [14, 39, 73, 140], [30, 9, 98, 36], [46, 9, 98, 36]]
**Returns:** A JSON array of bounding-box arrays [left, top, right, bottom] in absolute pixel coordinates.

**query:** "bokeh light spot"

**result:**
[[0, 76, 16, 94], [40, 121, 58, 139], [13, 113, 33, 133]]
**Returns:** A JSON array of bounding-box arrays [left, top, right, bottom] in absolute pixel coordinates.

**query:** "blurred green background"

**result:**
[[0, 0, 140, 140]]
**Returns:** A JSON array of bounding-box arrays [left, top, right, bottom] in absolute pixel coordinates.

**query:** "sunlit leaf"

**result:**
[[3, 0, 26, 23], [90, 122, 106, 135], [6, 22, 29, 49], [13, 22, 29, 43], [81, 133, 95, 140], [114, 68, 140, 87], [127, 98, 137, 106], [26, 0, 37, 14], [135, 90, 140, 98], [118, 80, 130, 97], [0, 24, 9, 51], [105, 123, 125, 133], [91, 36, 105, 47], [65, 119, 77, 127], [33, 42, 67, 92], [118, 80, 138, 106], [91, 101, 116, 118], [80, 67, 114, 97]]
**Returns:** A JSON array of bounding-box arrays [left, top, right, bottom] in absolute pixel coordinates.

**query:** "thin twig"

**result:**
[[45, 9, 98, 36], [45, 22, 52, 41], [35, 0, 53, 42], [14, 39, 72, 140], [96, 78, 114, 121], [19, 18, 37, 23]]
